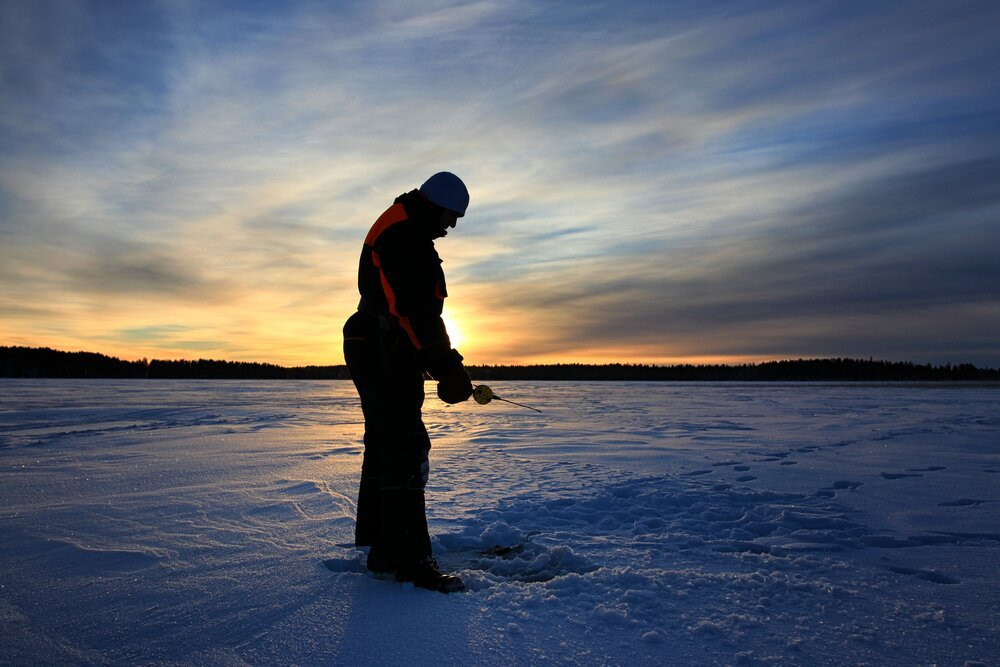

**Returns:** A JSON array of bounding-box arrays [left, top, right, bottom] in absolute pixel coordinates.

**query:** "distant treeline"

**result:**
[[2, 346, 998, 381], [0, 346, 350, 380], [469, 360, 999, 381]]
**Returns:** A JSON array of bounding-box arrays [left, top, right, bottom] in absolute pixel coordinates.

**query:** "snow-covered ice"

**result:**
[[1, 379, 998, 665]]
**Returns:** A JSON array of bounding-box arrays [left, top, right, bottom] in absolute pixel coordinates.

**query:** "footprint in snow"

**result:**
[[736, 475, 757, 482], [816, 480, 862, 498], [888, 566, 960, 585], [880, 472, 923, 480], [938, 498, 988, 507], [907, 466, 946, 472], [732, 465, 751, 472], [681, 469, 712, 477]]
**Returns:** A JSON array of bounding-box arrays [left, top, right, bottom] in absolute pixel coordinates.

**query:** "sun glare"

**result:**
[[443, 313, 465, 350]]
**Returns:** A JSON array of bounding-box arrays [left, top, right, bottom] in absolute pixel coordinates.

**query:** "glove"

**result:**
[[436, 365, 473, 404], [422, 345, 463, 378]]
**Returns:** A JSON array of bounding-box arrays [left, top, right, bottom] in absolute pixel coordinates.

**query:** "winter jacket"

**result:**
[[356, 190, 461, 377]]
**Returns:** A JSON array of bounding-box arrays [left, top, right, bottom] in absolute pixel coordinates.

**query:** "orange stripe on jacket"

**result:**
[[365, 203, 407, 247], [372, 249, 422, 349], [367, 203, 424, 349]]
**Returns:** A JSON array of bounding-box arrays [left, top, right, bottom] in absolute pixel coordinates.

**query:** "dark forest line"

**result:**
[[2, 346, 998, 381]]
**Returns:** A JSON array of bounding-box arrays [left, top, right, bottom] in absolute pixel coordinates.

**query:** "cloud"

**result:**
[[1, 1, 999, 364], [486, 154, 1000, 363]]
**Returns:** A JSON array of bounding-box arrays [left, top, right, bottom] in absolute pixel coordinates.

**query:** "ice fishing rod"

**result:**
[[472, 384, 542, 413]]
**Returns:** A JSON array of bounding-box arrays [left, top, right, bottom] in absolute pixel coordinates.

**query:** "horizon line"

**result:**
[[3, 345, 996, 372]]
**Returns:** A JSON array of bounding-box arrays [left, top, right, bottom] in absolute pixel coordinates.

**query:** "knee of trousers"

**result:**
[[382, 447, 430, 491]]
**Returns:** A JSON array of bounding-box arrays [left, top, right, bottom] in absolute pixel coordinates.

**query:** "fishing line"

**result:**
[[472, 384, 542, 413]]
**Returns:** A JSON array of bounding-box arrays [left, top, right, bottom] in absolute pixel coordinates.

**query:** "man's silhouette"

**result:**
[[343, 172, 473, 593]]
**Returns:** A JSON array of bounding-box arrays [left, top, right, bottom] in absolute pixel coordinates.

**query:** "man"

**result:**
[[342, 172, 474, 593]]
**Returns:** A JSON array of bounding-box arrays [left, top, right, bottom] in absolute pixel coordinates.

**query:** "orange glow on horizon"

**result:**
[[0, 287, 802, 368], [4, 329, 811, 369]]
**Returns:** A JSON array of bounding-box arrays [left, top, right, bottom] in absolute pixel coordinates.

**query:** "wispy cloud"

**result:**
[[1, 0, 998, 364]]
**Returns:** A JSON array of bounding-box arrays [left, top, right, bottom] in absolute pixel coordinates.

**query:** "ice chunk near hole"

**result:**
[[480, 521, 527, 548]]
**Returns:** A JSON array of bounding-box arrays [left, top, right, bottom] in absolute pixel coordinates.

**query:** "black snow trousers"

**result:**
[[343, 310, 433, 569]]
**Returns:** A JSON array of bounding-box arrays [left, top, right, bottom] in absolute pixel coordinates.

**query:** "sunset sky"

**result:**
[[2, 1, 998, 367]]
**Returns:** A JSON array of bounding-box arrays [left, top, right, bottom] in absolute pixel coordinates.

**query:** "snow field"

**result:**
[[1, 379, 998, 665]]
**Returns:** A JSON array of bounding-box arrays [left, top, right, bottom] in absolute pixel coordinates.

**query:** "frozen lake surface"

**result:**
[[1, 379, 998, 665]]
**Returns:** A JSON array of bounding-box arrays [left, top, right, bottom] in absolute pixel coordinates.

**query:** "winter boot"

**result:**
[[395, 558, 466, 593]]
